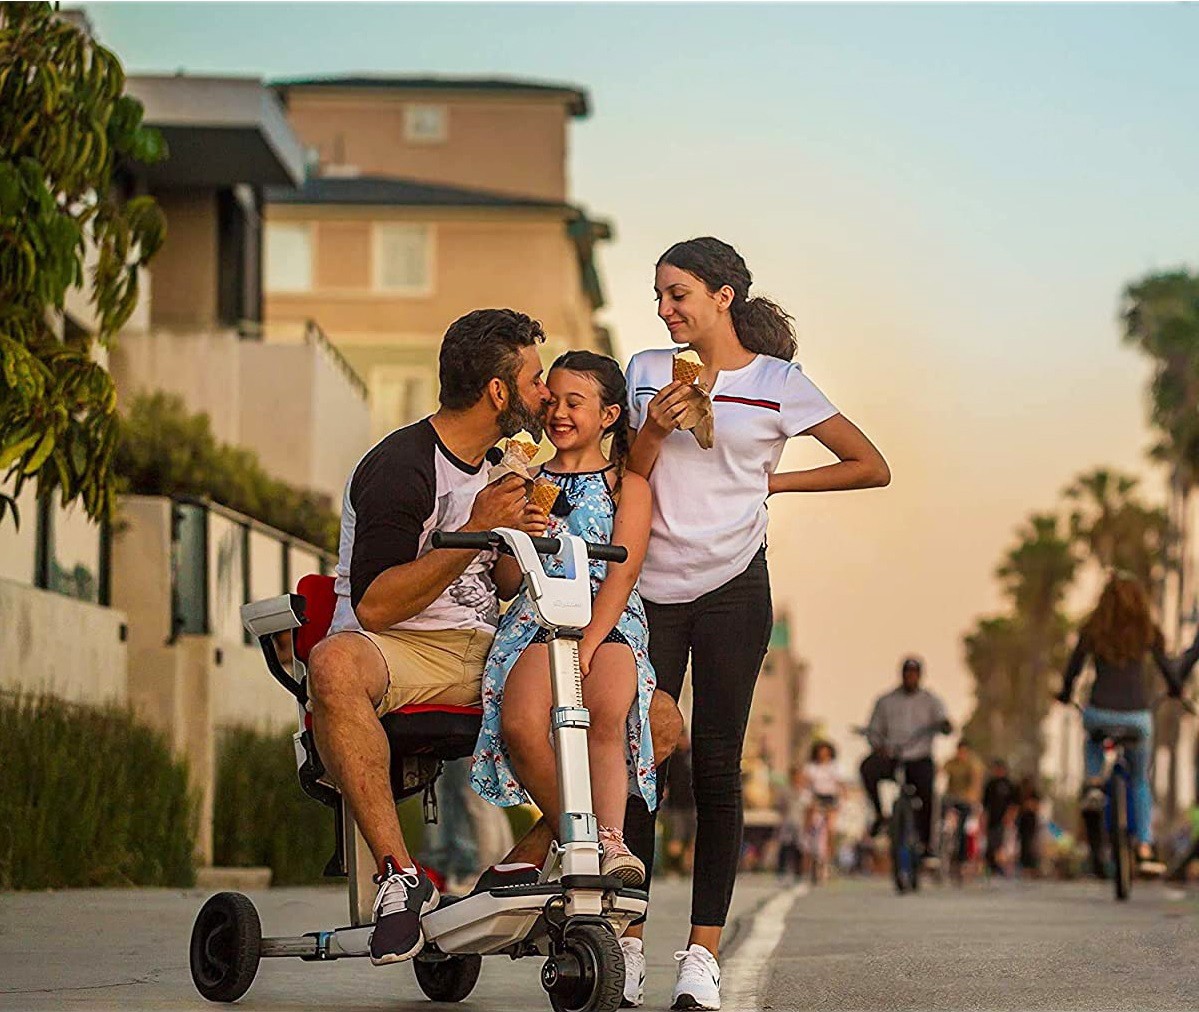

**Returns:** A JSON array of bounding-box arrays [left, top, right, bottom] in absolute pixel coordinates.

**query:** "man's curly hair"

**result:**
[[438, 309, 545, 410]]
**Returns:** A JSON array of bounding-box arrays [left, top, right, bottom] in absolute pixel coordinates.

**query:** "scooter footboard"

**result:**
[[423, 884, 648, 955]]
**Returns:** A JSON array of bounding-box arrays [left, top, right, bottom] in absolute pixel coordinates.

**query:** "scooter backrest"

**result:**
[[295, 574, 336, 664]]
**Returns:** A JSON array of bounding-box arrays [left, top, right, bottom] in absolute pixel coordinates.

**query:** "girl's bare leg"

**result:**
[[581, 642, 638, 830], [500, 645, 560, 830]]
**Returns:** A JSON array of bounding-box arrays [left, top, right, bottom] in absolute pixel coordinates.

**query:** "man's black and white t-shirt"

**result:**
[[330, 419, 500, 636], [626, 349, 838, 605]]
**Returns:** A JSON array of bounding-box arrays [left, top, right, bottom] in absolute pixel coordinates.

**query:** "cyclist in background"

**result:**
[[941, 739, 983, 872], [860, 656, 953, 857], [981, 758, 1018, 877], [1055, 572, 1187, 871]]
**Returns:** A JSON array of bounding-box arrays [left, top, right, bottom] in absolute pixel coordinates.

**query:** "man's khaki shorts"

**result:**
[[354, 627, 492, 717]]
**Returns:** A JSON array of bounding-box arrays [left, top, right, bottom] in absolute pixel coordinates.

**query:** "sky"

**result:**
[[83, 2, 1199, 761]]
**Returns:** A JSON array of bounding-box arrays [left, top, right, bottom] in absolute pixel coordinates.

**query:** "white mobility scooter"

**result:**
[[189, 528, 645, 1012]]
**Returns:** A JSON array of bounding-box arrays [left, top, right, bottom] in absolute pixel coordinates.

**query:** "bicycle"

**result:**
[[854, 726, 942, 894], [802, 796, 838, 886], [935, 798, 974, 886], [1064, 694, 1196, 902]]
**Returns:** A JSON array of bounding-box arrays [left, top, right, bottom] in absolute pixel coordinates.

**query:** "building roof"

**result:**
[[270, 75, 590, 118], [264, 174, 570, 210], [126, 75, 306, 187]]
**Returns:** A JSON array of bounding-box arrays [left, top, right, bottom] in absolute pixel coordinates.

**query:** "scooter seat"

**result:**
[[1088, 725, 1143, 747], [379, 703, 482, 760]]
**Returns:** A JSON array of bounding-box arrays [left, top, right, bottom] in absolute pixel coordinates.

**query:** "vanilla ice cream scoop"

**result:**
[[673, 349, 704, 385]]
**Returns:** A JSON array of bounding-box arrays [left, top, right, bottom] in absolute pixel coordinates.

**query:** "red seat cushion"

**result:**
[[295, 574, 336, 664]]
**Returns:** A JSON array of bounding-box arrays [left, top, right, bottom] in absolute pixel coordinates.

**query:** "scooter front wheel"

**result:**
[[542, 923, 624, 1012], [413, 951, 483, 1002], [189, 892, 262, 1002]]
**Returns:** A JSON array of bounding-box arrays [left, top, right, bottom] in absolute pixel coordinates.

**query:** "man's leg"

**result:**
[[906, 758, 936, 853], [499, 689, 683, 867], [308, 631, 439, 966], [307, 633, 408, 869], [859, 752, 891, 830]]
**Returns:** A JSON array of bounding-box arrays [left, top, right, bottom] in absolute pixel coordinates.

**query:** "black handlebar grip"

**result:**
[[431, 530, 627, 564], [431, 531, 494, 551]]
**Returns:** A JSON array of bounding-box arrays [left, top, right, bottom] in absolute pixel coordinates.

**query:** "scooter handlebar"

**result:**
[[432, 529, 627, 564]]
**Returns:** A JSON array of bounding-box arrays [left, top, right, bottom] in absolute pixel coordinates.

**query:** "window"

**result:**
[[264, 222, 312, 292], [372, 223, 432, 295], [404, 104, 447, 143]]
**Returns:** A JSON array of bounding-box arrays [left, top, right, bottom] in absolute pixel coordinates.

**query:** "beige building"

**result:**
[[263, 76, 613, 440], [744, 612, 816, 799]]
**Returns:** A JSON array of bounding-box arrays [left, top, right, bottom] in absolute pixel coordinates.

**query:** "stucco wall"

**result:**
[[110, 328, 244, 446], [266, 210, 593, 343], [149, 191, 219, 331], [285, 91, 570, 201], [0, 580, 128, 706], [238, 337, 371, 505]]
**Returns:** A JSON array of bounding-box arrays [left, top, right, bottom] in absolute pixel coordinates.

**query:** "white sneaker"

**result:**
[[619, 937, 645, 1007], [671, 944, 721, 1011]]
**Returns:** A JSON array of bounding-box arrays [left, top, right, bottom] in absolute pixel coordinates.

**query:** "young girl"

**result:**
[[471, 351, 656, 885], [619, 237, 890, 1011]]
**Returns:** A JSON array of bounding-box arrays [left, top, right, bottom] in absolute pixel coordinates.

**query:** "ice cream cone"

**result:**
[[529, 477, 561, 515], [673, 350, 704, 386], [508, 438, 539, 462]]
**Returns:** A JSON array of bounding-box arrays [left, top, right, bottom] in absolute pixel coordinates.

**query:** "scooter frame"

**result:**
[[191, 529, 644, 1011]]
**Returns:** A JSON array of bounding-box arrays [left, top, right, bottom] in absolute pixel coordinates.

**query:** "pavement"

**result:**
[[5, 871, 1196, 1011], [0, 872, 777, 1012], [764, 875, 1199, 1011]]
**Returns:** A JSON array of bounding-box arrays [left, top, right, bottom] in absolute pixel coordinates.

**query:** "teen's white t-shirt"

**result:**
[[626, 349, 837, 604]]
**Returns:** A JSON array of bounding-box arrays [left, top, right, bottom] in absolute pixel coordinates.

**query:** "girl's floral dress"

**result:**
[[470, 466, 657, 811]]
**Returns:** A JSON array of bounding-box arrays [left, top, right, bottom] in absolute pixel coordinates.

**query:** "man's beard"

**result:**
[[497, 384, 545, 440]]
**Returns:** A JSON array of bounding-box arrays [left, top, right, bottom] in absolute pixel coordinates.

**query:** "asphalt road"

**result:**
[[0, 874, 776, 1012], [764, 876, 1199, 1011]]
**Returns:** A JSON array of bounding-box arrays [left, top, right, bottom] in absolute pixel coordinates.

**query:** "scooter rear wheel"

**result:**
[[189, 892, 261, 1002], [543, 923, 624, 1012], [413, 952, 483, 1002]]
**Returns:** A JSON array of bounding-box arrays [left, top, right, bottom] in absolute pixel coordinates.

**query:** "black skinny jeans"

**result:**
[[859, 753, 936, 853], [623, 548, 773, 927]]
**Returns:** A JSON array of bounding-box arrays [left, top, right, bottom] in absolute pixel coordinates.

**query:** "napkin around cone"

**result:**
[[674, 384, 715, 450], [487, 441, 538, 486]]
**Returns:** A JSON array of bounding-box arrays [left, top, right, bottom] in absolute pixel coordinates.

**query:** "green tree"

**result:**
[[0, 2, 166, 528], [1121, 270, 1199, 641], [1063, 467, 1169, 592], [965, 514, 1077, 774], [116, 392, 340, 553]]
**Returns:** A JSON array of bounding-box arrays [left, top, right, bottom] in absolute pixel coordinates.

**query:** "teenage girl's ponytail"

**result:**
[[658, 237, 797, 361]]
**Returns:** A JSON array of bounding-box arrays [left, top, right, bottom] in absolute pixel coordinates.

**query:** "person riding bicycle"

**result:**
[[860, 656, 952, 856], [801, 740, 846, 877], [1055, 572, 1190, 873], [941, 739, 983, 870]]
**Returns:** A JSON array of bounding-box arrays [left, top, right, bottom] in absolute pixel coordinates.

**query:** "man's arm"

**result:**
[[866, 696, 888, 751], [930, 694, 952, 736], [355, 475, 535, 632]]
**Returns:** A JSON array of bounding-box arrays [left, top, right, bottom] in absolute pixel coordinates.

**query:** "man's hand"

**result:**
[[644, 381, 693, 438], [463, 475, 531, 534]]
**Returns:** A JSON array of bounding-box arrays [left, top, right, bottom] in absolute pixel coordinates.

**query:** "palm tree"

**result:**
[[1121, 270, 1199, 644], [1121, 270, 1199, 817], [996, 514, 1078, 773]]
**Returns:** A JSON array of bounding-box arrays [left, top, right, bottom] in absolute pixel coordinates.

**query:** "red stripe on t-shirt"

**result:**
[[713, 395, 781, 411]]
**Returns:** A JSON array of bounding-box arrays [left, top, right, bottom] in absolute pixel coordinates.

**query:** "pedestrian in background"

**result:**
[[982, 758, 1018, 877], [1016, 775, 1042, 877]]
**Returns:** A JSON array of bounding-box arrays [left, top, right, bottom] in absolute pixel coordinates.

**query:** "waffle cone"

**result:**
[[673, 357, 703, 385], [529, 479, 561, 514], [509, 439, 539, 462]]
